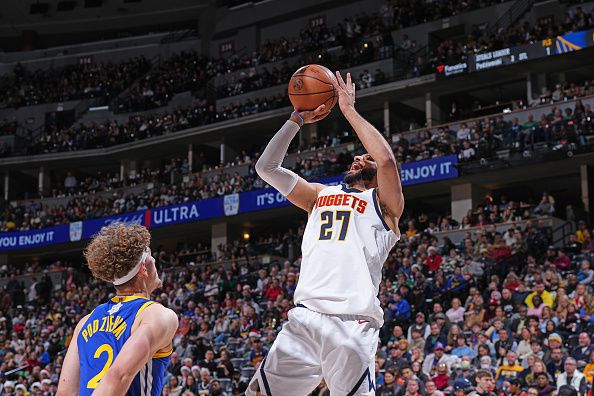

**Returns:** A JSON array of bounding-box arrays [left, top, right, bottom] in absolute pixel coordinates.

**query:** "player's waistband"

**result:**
[[294, 303, 379, 327]]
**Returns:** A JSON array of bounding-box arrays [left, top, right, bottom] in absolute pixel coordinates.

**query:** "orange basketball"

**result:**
[[288, 64, 338, 113]]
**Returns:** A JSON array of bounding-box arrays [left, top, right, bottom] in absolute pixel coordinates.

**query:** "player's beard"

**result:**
[[343, 167, 376, 186]]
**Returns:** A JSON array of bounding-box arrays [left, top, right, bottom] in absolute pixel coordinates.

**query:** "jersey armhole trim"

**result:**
[[134, 301, 155, 319], [372, 188, 391, 231], [153, 347, 173, 358]]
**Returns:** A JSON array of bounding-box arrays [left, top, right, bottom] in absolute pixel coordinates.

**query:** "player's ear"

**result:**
[[139, 261, 149, 276]]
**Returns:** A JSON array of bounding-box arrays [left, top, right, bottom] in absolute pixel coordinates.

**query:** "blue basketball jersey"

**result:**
[[77, 296, 172, 396]]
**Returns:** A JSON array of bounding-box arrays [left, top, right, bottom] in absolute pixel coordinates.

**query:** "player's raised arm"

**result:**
[[56, 314, 90, 396], [332, 71, 404, 232], [255, 106, 329, 213], [92, 304, 178, 396]]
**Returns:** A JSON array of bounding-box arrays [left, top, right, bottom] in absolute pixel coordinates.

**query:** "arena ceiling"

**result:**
[[0, 0, 212, 39]]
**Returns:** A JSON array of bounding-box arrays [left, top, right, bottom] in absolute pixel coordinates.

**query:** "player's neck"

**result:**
[[114, 289, 150, 299]]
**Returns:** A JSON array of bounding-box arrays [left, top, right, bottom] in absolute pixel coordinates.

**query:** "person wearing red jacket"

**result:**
[[426, 246, 443, 273], [264, 278, 283, 301], [432, 363, 450, 390]]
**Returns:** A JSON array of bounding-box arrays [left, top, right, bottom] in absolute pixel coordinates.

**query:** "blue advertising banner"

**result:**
[[1, 156, 459, 250], [400, 155, 458, 186], [148, 197, 225, 228], [81, 211, 146, 240], [555, 30, 588, 54], [236, 156, 459, 215], [0, 225, 70, 251], [237, 175, 343, 214]]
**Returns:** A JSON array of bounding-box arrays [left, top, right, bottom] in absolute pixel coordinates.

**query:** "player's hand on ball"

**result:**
[[333, 71, 356, 111], [293, 104, 329, 125]]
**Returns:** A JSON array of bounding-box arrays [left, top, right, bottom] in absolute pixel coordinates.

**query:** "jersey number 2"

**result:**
[[319, 210, 351, 241], [87, 343, 114, 389]]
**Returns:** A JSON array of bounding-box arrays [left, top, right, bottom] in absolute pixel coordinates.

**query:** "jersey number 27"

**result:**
[[319, 210, 351, 241]]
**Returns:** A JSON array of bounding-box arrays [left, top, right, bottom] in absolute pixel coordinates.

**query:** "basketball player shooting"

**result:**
[[247, 71, 404, 395], [56, 223, 178, 396]]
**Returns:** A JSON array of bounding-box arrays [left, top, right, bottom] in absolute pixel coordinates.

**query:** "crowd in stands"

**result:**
[[5, 0, 509, 114], [429, 4, 594, 68], [0, 2, 592, 161], [27, 94, 290, 155], [394, 94, 594, 166], [216, 0, 506, 72], [446, 78, 594, 123], [107, 0, 520, 107], [14, 55, 594, 163], [22, 71, 594, 160], [7, 88, 584, 234], [1, 191, 594, 395], [216, 62, 294, 98], [0, 140, 355, 232], [4, 89, 594, 233], [0, 0, 591, 117], [0, 57, 150, 109], [112, 52, 213, 113]]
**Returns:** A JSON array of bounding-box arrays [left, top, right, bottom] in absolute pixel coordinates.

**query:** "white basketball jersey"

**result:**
[[294, 183, 400, 326]]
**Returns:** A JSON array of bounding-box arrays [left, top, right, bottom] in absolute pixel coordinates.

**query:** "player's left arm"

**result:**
[[333, 71, 404, 232], [56, 313, 90, 396], [92, 304, 179, 396]]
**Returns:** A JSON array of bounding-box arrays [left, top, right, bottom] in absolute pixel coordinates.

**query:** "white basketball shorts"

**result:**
[[246, 305, 379, 396]]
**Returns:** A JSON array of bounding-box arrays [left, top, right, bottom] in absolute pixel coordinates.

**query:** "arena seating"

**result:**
[[3, 88, 593, 234], [1, 204, 593, 394], [0, 57, 150, 109]]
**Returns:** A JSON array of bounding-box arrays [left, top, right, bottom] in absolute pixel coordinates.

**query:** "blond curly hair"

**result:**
[[84, 223, 151, 283]]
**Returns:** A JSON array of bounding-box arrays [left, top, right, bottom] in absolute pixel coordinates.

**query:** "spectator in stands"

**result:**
[[495, 351, 525, 388], [63, 172, 77, 192], [469, 370, 496, 396], [576, 260, 593, 284], [534, 372, 555, 396], [426, 246, 443, 273], [359, 69, 374, 89], [534, 193, 556, 216], [556, 357, 587, 396], [570, 333, 593, 366]]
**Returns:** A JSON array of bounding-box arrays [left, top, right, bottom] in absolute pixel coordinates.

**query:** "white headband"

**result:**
[[112, 248, 149, 286]]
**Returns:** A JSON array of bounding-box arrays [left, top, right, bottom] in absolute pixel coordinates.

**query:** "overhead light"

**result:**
[[89, 106, 109, 112], [84, 0, 102, 7], [229, 2, 252, 11], [57, 1, 76, 11], [30, 3, 50, 14]]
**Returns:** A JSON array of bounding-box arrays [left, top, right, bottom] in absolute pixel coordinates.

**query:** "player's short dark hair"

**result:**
[[475, 370, 493, 380]]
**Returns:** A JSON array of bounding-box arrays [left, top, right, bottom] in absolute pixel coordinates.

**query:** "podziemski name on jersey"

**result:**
[[315, 194, 368, 214], [81, 315, 127, 342]]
